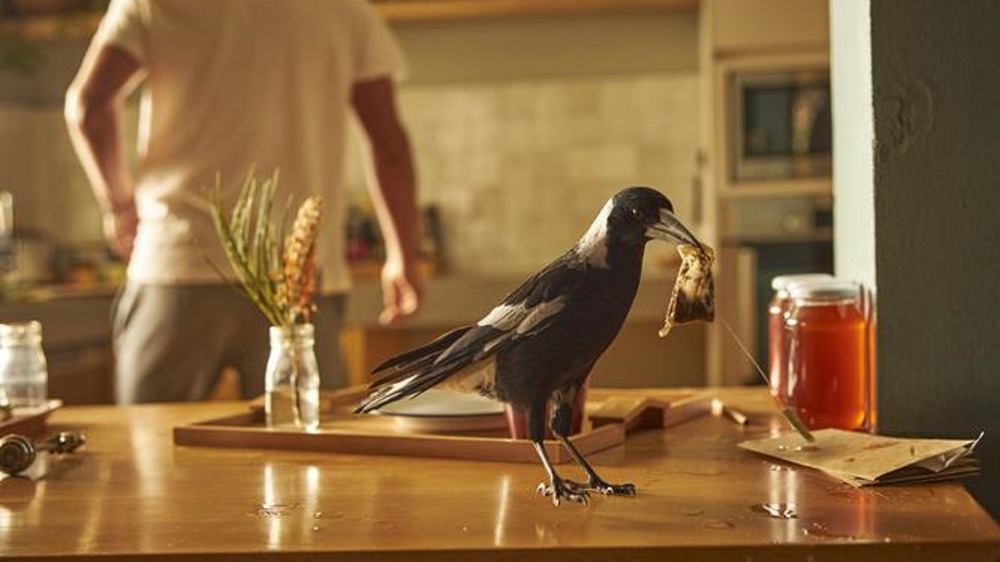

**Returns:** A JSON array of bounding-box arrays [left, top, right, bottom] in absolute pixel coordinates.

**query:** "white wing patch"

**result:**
[[576, 197, 613, 269], [477, 295, 567, 334], [382, 374, 419, 399]]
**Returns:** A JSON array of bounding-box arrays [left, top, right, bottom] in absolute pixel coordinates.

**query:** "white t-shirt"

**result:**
[[92, 0, 406, 293]]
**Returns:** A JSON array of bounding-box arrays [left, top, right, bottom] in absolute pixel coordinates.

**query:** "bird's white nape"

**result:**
[[576, 198, 613, 269]]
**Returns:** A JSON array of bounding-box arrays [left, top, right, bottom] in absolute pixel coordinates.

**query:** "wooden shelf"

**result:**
[[1, 0, 696, 41], [348, 257, 440, 282], [0, 11, 101, 41], [377, 0, 696, 21]]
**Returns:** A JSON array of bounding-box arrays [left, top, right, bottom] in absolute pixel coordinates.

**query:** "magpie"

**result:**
[[355, 187, 703, 505]]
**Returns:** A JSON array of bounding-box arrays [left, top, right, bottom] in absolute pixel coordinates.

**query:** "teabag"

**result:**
[[659, 244, 716, 338]]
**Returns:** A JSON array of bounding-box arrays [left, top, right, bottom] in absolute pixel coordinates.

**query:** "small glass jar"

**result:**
[[0, 321, 48, 409], [783, 281, 869, 431], [767, 274, 833, 400], [265, 323, 320, 431]]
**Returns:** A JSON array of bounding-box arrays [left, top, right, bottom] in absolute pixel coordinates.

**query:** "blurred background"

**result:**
[[0, 0, 738, 403], [3, 0, 998, 519]]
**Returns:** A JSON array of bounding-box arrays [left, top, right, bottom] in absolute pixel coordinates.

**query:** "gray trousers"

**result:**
[[111, 282, 347, 404]]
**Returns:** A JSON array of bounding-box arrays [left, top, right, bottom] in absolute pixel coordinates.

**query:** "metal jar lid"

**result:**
[[0, 321, 42, 344], [771, 273, 834, 292], [788, 280, 860, 301]]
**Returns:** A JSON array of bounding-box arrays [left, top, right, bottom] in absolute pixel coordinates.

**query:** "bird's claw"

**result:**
[[566, 477, 637, 497], [535, 475, 636, 505], [536, 479, 590, 506], [593, 480, 637, 496]]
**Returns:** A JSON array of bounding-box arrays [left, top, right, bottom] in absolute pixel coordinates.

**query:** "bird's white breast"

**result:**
[[576, 198, 613, 269]]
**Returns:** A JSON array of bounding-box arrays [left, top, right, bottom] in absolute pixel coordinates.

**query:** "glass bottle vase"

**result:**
[[0, 321, 48, 409], [265, 323, 320, 431]]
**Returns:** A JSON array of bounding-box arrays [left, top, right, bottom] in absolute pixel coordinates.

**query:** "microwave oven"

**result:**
[[730, 68, 832, 182]]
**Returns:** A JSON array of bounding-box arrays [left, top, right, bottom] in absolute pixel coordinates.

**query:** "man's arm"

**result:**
[[64, 43, 142, 259], [351, 77, 421, 325]]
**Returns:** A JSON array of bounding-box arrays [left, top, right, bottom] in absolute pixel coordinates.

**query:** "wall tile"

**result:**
[[374, 72, 700, 276]]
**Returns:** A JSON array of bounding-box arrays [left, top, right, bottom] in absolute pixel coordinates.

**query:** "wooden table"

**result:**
[[1, 388, 996, 561]]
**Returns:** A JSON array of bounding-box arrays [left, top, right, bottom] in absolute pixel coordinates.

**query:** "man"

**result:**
[[64, 0, 421, 403]]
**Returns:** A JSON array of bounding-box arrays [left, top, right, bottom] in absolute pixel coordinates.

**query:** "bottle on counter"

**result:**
[[0, 321, 48, 409], [265, 323, 320, 431], [420, 204, 443, 264], [767, 274, 833, 400], [782, 280, 870, 431]]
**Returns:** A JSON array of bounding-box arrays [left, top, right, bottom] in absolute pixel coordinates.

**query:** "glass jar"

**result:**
[[265, 323, 320, 431], [783, 281, 869, 431], [862, 286, 878, 431], [0, 321, 48, 409], [767, 274, 833, 400]]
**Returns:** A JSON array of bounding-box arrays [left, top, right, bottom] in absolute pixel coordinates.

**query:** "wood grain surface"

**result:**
[[0, 388, 996, 561]]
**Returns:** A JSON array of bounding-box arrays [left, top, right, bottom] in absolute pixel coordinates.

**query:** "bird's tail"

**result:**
[[354, 326, 473, 414], [369, 326, 470, 375]]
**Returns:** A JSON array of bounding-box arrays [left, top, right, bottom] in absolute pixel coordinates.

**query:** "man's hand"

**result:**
[[379, 255, 421, 325], [103, 200, 137, 260]]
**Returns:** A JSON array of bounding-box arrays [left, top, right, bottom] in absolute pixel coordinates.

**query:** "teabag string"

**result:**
[[719, 317, 815, 443]]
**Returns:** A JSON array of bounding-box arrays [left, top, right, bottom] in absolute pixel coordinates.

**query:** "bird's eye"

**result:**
[[630, 207, 645, 222]]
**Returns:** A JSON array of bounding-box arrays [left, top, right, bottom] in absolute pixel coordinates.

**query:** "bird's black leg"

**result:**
[[551, 397, 637, 497], [528, 404, 589, 506]]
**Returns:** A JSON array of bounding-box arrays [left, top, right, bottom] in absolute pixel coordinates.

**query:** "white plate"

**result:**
[[376, 389, 507, 433], [376, 388, 504, 417]]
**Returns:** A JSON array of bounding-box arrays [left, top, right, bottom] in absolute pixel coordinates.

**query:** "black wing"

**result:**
[[355, 250, 585, 413]]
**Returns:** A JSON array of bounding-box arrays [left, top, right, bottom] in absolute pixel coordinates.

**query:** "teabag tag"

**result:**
[[659, 244, 716, 338]]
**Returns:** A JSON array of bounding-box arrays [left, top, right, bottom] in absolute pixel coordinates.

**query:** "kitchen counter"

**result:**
[[0, 276, 695, 394], [345, 274, 677, 328], [341, 274, 696, 388], [1, 387, 996, 561], [0, 287, 113, 348]]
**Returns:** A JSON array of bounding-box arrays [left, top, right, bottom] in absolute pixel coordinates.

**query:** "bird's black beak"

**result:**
[[647, 208, 704, 250]]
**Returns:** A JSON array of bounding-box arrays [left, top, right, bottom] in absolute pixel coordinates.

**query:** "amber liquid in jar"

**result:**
[[785, 284, 868, 431], [767, 274, 833, 403], [767, 295, 788, 399]]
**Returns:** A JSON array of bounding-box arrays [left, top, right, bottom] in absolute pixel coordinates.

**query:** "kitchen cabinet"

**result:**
[[707, 0, 829, 54], [709, 51, 832, 200], [701, 0, 832, 202], [376, 0, 696, 21], [697, 0, 832, 386], [47, 344, 114, 404], [0, 291, 115, 405]]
